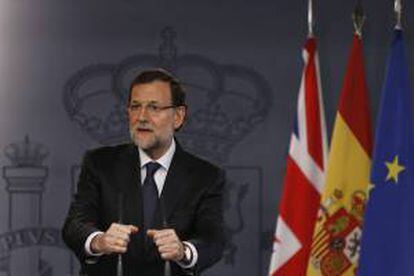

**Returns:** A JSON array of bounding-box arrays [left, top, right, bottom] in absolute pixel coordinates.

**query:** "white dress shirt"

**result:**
[[84, 139, 198, 268]]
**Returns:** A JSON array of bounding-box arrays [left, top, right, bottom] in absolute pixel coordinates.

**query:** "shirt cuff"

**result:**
[[85, 231, 104, 256], [176, 241, 198, 269]]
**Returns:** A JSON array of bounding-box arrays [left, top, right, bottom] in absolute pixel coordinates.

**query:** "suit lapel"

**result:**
[[160, 144, 191, 223], [117, 143, 143, 227]]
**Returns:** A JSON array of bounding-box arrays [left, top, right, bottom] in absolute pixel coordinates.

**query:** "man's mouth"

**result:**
[[136, 127, 153, 133]]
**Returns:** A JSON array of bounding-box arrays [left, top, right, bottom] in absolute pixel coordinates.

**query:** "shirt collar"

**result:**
[[138, 139, 176, 170]]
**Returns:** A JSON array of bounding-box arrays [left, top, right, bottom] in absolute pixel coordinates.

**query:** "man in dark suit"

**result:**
[[62, 68, 225, 276]]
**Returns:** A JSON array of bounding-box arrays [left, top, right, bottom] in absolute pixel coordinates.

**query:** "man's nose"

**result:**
[[137, 106, 150, 121]]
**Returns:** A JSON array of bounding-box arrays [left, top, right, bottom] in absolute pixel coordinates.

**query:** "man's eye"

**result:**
[[147, 105, 159, 112], [130, 104, 141, 110]]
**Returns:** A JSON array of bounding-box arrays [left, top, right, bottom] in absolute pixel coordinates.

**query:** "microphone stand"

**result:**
[[160, 197, 171, 276], [117, 193, 123, 276]]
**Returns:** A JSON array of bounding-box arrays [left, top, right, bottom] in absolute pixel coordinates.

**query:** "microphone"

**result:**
[[117, 193, 123, 276]]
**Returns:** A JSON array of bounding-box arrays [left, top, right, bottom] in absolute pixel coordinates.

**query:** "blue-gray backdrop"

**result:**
[[0, 0, 413, 275]]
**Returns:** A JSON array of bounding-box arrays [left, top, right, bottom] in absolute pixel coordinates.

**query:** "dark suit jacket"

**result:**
[[62, 142, 225, 276]]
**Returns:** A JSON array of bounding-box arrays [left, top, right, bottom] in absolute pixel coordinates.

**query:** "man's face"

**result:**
[[128, 80, 186, 159]]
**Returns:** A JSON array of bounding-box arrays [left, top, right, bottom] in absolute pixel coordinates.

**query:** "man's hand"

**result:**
[[147, 229, 185, 261], [91, 223, 138, 255]]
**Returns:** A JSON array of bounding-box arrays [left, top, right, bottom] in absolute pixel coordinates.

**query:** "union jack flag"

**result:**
[[268, 37, 328, 276]]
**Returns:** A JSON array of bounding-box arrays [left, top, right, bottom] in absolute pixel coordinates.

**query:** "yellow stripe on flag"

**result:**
[[307, 114, 371, 276]]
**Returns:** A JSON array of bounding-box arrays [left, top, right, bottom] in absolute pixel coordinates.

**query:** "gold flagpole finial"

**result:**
[[395, 0, 402, 29], [352, 0, 365, 37], [308, 0, 314, 37]]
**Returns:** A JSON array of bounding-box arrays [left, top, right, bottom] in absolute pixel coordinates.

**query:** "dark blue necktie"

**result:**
[[142, 162, 161, 229]]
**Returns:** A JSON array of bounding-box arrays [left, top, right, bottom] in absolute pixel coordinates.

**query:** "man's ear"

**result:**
[[174, 106, 187, 130]]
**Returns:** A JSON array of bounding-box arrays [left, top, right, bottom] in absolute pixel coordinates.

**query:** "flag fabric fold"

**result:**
[[307, 34, 372, 276], [268, 37, 328, 276], [358, 29, 414, 276]]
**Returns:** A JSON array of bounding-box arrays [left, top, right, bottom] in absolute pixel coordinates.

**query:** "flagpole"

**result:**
[[308, 0, 313, 37], [352, 0, 365, 37], [394, 0, 402, 30]]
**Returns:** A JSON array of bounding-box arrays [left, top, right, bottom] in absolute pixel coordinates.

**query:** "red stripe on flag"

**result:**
[[304, 38, 324, 170], [338, 35, 372, 155], [312, 231, 329, 252], [275, 156, 321, 275]]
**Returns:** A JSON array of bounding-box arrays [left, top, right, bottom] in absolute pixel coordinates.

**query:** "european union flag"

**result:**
[[358, 29, 414, 275]]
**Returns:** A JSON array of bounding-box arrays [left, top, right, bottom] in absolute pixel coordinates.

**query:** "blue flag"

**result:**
[[358, 29, 414, 275]]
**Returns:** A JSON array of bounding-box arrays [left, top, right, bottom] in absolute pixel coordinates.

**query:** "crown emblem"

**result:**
[[63, 27, 272, 163], [4, 135, 49, 167]]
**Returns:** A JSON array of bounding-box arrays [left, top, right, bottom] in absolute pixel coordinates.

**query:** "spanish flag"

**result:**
[[306, 34, 372, 275]]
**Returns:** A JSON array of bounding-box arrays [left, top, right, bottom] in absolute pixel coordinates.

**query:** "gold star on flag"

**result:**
[[385, 155, 405, 183]]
